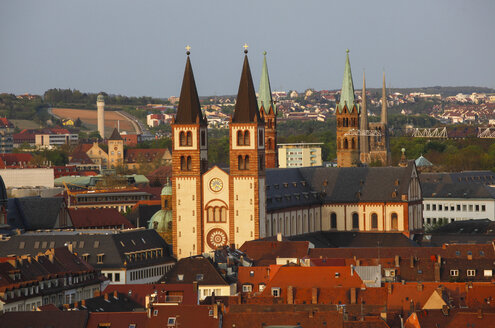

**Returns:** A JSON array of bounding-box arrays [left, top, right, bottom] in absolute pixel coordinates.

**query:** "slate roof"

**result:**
[[65, 292, 142, 312], [232, 55, 262, 123], [421, 181, 495, 199], [0, 229, 174, 270], [103, 283, 198, 306], [108, 128, 122, 140], [264, 231, 418, 248], [420, 171, 495, 185], [0, 310, 89, 328], [265, 163, 415, 211], [68, 208, 134, 229], [7, 197, 65, 230], [127, 203, 162, 227], [160, 256, 229, 286], [174, 55, 206, 125]]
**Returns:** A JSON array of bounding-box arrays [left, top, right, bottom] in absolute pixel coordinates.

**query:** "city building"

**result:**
[[0, 247, 101, 312], [420, 171, 495, 226], [107, 128, 124, 168], [0, 118, 14, 153], [336, 50, 391, 167], [0, 229, 175, 285], [277, 142, 323, 168], [34, 129, 78, 149]]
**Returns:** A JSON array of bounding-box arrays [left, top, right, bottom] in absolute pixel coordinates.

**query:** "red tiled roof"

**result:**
[[86, 312, 147, 328], [240, 240, 310, 266], [68, 208, 134, 229], [147, 304, 219, 328], [125, 148, 168, 163], [0, 153, 33, 165]]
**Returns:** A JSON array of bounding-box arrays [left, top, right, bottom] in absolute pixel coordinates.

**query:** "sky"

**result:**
[[1, 0, 494, 98]]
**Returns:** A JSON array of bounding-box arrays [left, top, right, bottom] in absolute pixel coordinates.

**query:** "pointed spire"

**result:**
[[175, 51, 206, 125], [108, 128, 122, 141], [337, 49, 358, 113], [381, 71, 388, 125], [360, 71, 369, 154], [258, 51, 276, 115], [233, 50, 262, 123]]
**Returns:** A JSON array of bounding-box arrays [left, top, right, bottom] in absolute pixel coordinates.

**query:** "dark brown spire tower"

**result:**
[[228, 46, 266, 247], [172, 48, 208, 258]]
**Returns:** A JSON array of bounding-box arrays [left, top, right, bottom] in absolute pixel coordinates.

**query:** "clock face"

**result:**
[[209, 178, 223, 192], [207, 228, 228, 249]]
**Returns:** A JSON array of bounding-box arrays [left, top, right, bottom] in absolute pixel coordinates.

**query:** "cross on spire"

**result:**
[[185, 45, 191, 55], [243, 43, 249, 54]]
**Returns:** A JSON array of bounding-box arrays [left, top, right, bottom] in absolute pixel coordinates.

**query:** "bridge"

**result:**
[[411, 127, 448, 138], [477, 127, 495, 138]]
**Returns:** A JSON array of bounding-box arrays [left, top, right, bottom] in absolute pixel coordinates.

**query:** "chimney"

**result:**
[[63, 304, 69, 310], [287, 286, 294, 304], [356, 259, 360, 266], [74, 301, 78, 309], [311, 287, 318, 304], [104, 293, 109, 301], [434, 263, 441, 282], [193, 281, 198, 293], [409, 255, 414, 268], [478, 309, 483, 319], [67, 243, 73, 253], [113, 290, 118, 299], [437, 255, 442, 264], [81, 299, 86, 308], [48, 254, 54, 263], [276, 233, 282, 242], [350, 288, 356, 304], [395, 255, 400, 267], [417, 283, 423, 292], [387, 283, 393, 295], [213, 304, 218, 319], [94, 289, 101, 297]]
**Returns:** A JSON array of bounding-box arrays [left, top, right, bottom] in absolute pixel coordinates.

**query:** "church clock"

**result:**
[[209, 178, 223, 192]]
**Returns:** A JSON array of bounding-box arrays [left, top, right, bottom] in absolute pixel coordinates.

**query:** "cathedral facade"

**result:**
[[171, 51, 268, 259], [336, 50, 392, 167]]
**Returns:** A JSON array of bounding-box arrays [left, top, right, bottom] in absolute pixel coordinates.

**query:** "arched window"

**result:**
[[179, 131, 186, 146], [186, 131, 193, 146], [244, 155, 250, 170], [371, 213, 378, 230], [352, 213, 359, 230], [391, 213, 398, 230], [186, 156, 192, 171], [351, 138, 356, 149], [330, 213, 337, 229], [237, 130, 244, 146], [244, 130, 250, 146], [206, 206, 227, 223], [258, 130, 263, 146], [238, 155, 244, 170], [343, 138, 349, 149], [180, 156, 186, 170], [201, 130, 206, 146]]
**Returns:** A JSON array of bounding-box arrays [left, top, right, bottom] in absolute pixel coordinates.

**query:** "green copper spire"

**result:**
[[337, 49, 359, 113], [257, 51, 276, 115]]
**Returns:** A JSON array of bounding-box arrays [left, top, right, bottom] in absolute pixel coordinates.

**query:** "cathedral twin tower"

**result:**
[[336, 50, 391, 167]]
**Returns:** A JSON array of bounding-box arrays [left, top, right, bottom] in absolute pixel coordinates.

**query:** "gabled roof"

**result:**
[[160, 256, 228, 286], [87, 312, 147, 328], [232, 54, 262, 123], [125, 148, 169, 163], [257, 51, 276, 115], [0, 153, 33, 165], [66, 292, 142, 312], [240, 240, 310, 266], [103, 283, 198, 306], [174, 55, 206, 125], [108, 128, 122, 140], [7, 197, 65, 230], [68, 208, 134, 229]]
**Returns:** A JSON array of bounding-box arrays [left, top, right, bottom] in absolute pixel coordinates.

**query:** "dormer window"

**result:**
[[177, 274, 184, 281], [196, 274, 204, 281]]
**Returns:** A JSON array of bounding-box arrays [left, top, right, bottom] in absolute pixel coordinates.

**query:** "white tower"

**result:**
[[97, 94, 105, 139]]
